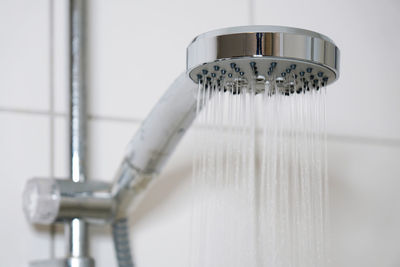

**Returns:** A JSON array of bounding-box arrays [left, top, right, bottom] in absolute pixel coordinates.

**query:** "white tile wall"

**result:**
[[328, 138, 400, 267], [83, 0, 251, 119], [52, 0, 69, 115], [1, 0, 400, 266], [253, 0, 400, 140], [53, 116, 68, 179], [0, 0, 50, 112], [0, 113, 51, 266]]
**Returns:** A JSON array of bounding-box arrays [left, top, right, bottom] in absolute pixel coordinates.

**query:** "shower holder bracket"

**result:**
[[23, 178, 116, 225]]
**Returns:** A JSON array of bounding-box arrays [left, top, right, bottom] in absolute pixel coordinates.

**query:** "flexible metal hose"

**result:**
[[112, 218, 134, 267]]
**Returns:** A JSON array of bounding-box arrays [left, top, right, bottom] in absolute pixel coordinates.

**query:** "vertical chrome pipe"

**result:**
[[68, 0, 89, 261]]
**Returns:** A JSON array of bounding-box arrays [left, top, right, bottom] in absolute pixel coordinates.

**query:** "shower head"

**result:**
[[187, 26, 340, 93]]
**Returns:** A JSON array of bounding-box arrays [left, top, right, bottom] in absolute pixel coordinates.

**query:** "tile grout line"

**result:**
[[49, 0, 56, 259], [0, 107, 51, 115], [327, 134, 400, 147], [2, 105, 400, 146], [0, 107, 143, 124], [2, 105, 399, 148], [2, 106, 400, 147], [89, 114, 142, 124]]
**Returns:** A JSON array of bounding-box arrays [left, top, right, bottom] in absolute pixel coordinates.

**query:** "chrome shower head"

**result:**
[[187, 26, 340, 94]]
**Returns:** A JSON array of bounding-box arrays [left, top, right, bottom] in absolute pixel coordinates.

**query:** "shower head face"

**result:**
[[186, 26, 340, 93]]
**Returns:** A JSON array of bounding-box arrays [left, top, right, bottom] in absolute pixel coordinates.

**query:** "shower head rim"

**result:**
[[190, 25, 336, 45], [186, 25, 340, 85]]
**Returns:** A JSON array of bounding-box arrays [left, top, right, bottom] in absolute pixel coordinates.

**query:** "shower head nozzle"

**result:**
[[186, 26, 340, 93]]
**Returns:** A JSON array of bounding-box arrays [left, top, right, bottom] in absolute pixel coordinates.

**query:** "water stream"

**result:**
[[190, 80, 329, 267]]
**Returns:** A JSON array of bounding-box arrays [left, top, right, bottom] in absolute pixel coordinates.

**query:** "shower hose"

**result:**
[[112, 218, 135, 267]]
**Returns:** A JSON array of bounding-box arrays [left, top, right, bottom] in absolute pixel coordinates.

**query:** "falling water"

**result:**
[[190, 79, 329, 267]]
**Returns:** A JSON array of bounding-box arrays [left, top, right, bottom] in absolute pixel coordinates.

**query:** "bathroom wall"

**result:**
[[1, 0, 399, 266]]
